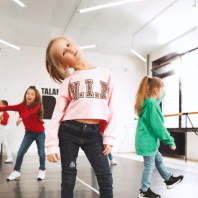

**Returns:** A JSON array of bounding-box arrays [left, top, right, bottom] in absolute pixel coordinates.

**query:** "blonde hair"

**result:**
[[134, 76, 164, 115], [45, 37, 71, 84]]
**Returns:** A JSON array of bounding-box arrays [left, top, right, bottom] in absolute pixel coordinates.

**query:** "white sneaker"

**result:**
[[37, 170, 45, 181], [110, 159, 117, 165], [7, 170, 20, 181], [5, 158, 13, 163]]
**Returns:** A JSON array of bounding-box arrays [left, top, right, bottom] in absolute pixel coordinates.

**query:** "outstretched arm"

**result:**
[[0, 104, 20, 112]]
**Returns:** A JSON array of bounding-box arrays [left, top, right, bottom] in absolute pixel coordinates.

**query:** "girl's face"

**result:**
[[26, 89, 36, 104], [155, 86, 164, 100], [51, 39, 83, 69], [0, 101, 3, 107]]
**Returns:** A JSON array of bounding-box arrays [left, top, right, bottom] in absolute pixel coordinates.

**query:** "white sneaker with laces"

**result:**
[[5, 158, 13, 163], [110, 159, 117, 165], [37, 170, 45, 181], [7, 170, 21, 181]]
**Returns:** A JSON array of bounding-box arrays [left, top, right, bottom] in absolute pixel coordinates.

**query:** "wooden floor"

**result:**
[[0, 154, 197, 198]]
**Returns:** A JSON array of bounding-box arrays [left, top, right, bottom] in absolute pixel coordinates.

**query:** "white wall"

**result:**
[[149, 27, 198, 161], [0, 44, 146, 154]]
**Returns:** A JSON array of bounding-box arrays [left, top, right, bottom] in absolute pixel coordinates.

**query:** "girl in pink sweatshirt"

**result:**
[[45, 37, 116, 198]]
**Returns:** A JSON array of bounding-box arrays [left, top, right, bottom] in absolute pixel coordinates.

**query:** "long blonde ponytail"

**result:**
[[134, 76, 149, 115], [134, 76, 164, 115]]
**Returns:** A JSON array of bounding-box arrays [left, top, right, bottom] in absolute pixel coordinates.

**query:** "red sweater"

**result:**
[[100, 120, 106, 134], [0, 103, 45, 132], [1, 111, 9, 125]]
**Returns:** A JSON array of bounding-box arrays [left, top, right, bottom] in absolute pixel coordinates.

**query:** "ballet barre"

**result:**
[[135, 112, 198, 162], [134, 111, 198, 120]]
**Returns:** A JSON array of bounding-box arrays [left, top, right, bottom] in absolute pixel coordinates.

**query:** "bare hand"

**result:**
[[103, 144, 112, 155], [16, 118, 22, 126], [0, 114, 3, 121], [47, 153, 60, 162], [170, 145, 176, 150]]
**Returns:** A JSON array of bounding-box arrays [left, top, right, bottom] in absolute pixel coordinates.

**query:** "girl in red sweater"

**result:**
[[0, 100, 13, 163], [0, 86, 46, 181]]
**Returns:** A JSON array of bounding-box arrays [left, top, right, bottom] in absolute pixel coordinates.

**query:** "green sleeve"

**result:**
[[156, 91, 166, 104], [146, 104, 175, 147]]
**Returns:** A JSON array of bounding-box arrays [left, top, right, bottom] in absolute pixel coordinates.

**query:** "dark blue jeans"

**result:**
[[14, 131, 46, 172], [59, 120, 113, 198], [101, 136, 113, 160]]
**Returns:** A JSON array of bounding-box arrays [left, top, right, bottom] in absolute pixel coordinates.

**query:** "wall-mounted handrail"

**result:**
[[134, 111, 198, 120]]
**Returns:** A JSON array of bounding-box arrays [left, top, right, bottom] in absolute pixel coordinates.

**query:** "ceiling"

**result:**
[[0, 0, 196, 58]]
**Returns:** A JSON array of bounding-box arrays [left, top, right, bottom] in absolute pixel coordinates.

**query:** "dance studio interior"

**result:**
[[0, 0, 198, 198]]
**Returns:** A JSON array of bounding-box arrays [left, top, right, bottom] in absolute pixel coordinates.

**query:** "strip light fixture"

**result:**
[[79, 0, 141, 13], [130, 49, 146, 62], [80, 45, 97, 49], [0, 39, 20, 50], [13, 0, 27, 8]]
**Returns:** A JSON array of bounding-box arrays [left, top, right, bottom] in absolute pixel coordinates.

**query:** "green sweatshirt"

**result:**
[[135, 92, 175, 156]]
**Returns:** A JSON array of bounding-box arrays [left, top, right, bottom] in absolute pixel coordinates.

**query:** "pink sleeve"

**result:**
[[103, 72, 117, 146], [45, 79, 71, 155]]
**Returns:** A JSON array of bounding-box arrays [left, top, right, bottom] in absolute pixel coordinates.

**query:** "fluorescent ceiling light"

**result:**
[[0, 39, 20, 50], [80, 45, 97, 49], [13, 0, 26, 8], [130, 49, 146, 62], [79, 0, 141, 13]]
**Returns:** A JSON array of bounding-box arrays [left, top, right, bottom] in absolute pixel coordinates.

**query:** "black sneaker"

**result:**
[[139, 188, 161, 198], [165, 174, 184, 189]]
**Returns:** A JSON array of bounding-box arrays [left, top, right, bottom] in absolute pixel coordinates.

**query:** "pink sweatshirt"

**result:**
[[46, 66, 117, 155]]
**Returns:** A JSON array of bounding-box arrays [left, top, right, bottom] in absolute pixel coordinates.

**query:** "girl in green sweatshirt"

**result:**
[[135, 76, 183, 198]]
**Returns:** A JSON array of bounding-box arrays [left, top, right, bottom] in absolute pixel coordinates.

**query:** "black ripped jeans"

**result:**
[[59, 120, 113, 198]]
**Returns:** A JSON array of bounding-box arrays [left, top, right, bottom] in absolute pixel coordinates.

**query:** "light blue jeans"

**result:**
[[141, 151, 171, 192]]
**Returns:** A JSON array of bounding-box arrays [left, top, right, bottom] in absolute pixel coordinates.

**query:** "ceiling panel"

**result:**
[[0, 0, 196, 58]]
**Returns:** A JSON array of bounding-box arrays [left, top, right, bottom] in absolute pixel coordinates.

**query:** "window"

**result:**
[[162, 73, 180, 128], [180, 50, 198, 128]]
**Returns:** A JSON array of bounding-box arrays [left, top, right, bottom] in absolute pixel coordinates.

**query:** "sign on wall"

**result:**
[[41, 88, 58, 119]]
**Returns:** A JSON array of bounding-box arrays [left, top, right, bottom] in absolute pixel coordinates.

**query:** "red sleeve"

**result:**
[[100, 120, 106, 134], [0, 104, 20, 112], [1, 112, 9, 125], [20, 105, 40, 120]]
